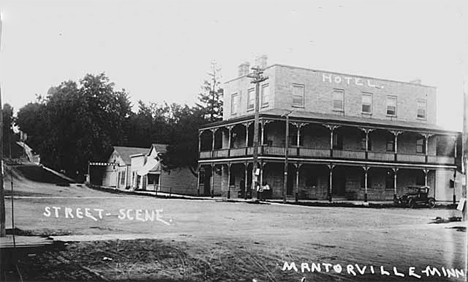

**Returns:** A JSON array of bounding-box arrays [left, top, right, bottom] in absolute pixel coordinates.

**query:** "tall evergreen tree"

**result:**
[[196, 62, 223, 122]]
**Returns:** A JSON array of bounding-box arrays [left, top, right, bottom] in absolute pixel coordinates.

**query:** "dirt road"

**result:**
[[3, 178, 466, 281]]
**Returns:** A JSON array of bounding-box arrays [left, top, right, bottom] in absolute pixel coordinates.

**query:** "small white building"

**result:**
[[101, 146, 148, 189]]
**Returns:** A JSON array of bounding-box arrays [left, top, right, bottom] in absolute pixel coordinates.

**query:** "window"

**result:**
[[387, 96, 397, 116], [386, 137, 395, 152], [361, 137, 371, 150], [362, 93, 372, 114], [261, 84, 269, 108], [231, 93, 238, 114], [417, 99, 426, 119], [333, 89, 344, 111], [292, 84, 304, 107], [416, 137, 425, 154], [247, 88, 255, 111], [385, 170, 394, 189], [333, 132, 343, 149], [120, 171, 125, 185]]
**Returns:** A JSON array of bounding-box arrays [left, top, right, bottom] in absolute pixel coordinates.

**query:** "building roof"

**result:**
[[200, 109, 460, 135], [113, 146, 149, 164], [151, 143, 168, 154]]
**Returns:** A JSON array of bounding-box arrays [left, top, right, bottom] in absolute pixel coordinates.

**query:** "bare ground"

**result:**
[[2, 166, 466, 282]]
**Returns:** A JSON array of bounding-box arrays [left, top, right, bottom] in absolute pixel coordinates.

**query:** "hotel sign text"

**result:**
[[322, 73, 384, 89]]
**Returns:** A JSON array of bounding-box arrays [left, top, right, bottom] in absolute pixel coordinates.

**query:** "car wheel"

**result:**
[[428, 198, 436, 209], [408, 199, 415, 209]]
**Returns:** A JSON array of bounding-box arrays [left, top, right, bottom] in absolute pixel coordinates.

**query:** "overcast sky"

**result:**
[[0, 0, 467, 130]]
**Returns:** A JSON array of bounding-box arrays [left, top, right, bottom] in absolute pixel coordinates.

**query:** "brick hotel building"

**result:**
[[197, 58, 463, 202]]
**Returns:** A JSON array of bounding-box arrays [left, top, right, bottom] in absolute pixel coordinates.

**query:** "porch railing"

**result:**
[[201, 147, 456, 166], [368, 152, 395, 161], [397, 154, 425, 163], [427, 155, 455, 164], [299, 148, 331, 158], [333, 150, 366, 159]]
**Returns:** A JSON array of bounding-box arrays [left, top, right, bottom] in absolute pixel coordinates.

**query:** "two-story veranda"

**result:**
[[198, 109, 461, 201]]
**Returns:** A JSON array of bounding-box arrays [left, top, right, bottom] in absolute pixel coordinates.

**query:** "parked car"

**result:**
[[394, 186, 436, 208]]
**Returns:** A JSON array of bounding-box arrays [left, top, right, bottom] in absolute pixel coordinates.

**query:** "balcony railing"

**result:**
[[333, 150, 366, 159], [397, 154, 425, 163], [299, 148, 330, 158], [427, 155, 455, 164], [199, 147, 456, 165], [368, 152, 395, 162]]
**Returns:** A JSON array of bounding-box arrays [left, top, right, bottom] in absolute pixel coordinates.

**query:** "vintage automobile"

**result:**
[[394, 186, 436, 208]]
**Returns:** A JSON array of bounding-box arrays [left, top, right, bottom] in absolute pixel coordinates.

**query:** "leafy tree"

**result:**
[[196, 62, 223, 122], [16, 73, 132, 180], [2, 103, 15, 156], [163, 105, 207, 175]]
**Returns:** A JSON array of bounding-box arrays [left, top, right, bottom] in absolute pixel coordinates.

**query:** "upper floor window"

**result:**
[[387, 96, 397, 116], [417, 99, 426, 119], [261, 84, 270, 108], [333, 132, 343, 149], [362, 93, 372, 114], [292, 84, 304, 107], [231, 93, 238, 115], [247, 88, 255, 111], [416, 137, 425, 154], [333, 89, 344, 111], [386, 137, 395, 152]]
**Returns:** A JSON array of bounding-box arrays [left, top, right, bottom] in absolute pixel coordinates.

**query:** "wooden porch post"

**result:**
[[227, 163, 231, 199], [393, 167, 399, 200], [211, 164, 215, 198], [364, 166, 369, 202], [328, 164, 334, 202]]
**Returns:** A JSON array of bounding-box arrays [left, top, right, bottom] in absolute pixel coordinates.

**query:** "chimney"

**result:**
[[410, 79, 421, 84], [238, 62, 250, 77], [255, 55, 268, 69]]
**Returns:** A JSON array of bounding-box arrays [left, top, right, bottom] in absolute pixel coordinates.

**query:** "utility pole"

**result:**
[[0, 12, 5, 237], [463, 78, 467, 221], [282, 112, 291, 204], [247, 66, 268, 200]]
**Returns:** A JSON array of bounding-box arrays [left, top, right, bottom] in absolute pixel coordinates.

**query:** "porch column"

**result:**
[[197, 165, 201, 196], [227, 126, 233, 150], [227, 163, 231, 199], [198, 131, 202, 155], [360, 128, 374, 160], [261, 121, 265, 146], [453, 136, 458, 158], [211, 164, 215, 198], [424, 134, 433, 163], [423, 169, 429, 186], [392, 131, 402, 161], [259, 161, 264, 201], [326, 125, 339, 157], [328, 164, 334, 202], [393, 167, 399, 200], [295, 163, 302, 203], [363, 166, 369, 202], [244, 162, 249, 200], [211, 129, 216, 150]]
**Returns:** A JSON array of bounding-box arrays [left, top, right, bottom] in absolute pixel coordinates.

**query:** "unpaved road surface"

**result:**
[[3, 175, 467, 281]]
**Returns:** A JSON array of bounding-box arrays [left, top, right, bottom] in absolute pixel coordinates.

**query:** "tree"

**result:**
[[196, 62, 223, 122], [163, 105, 207, 175], [16, 73, 132, 180], [2, 103, 15, 156]]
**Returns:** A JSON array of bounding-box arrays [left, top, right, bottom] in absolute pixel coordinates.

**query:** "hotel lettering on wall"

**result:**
[[322, 73, 384, 89]]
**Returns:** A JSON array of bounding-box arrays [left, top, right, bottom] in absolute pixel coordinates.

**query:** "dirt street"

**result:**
[[3, 176, 467, 282]]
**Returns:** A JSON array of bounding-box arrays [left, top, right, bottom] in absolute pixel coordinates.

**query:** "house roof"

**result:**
[[200, 109, 460, 135], [113, 146, 149, 164], [151, 143, 168, 154]]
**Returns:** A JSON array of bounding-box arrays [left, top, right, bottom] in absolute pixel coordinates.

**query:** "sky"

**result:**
[[0, 0, 467, 131]]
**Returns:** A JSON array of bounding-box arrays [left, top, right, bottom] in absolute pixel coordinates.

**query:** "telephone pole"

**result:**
[[0, 11, 5, 237], [247, 66, 268, 200]]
